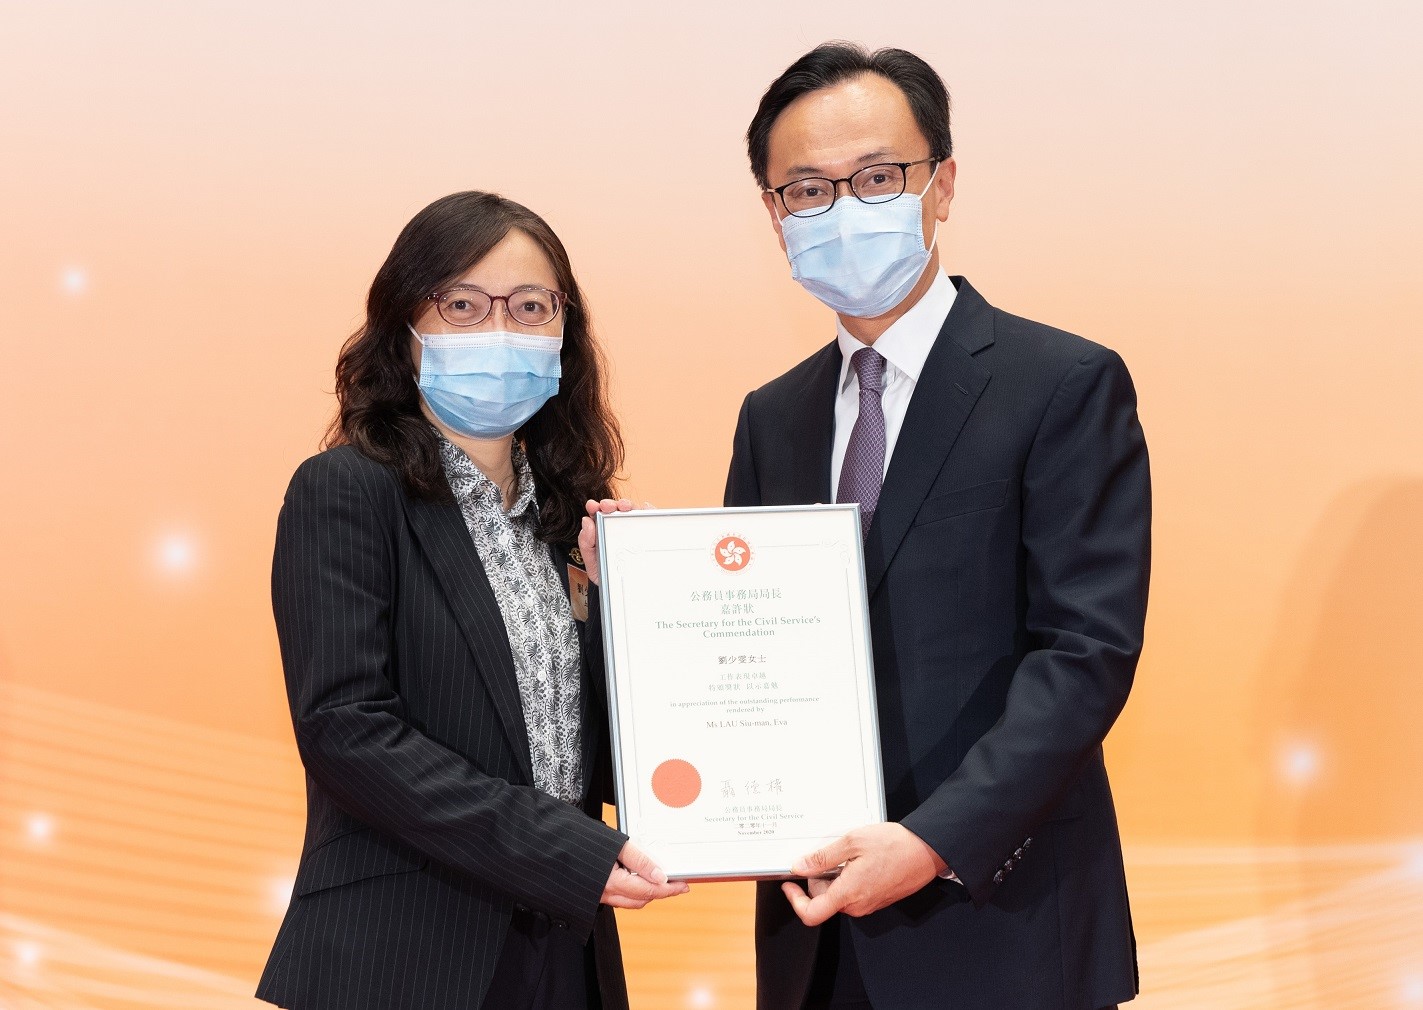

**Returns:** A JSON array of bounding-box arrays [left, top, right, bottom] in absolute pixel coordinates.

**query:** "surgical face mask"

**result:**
[[410, 324, 563, 439], [779, 165, 939, 318]]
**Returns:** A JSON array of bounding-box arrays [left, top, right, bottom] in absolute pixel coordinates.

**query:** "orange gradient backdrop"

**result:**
[[2, 2, 1421, 1007]]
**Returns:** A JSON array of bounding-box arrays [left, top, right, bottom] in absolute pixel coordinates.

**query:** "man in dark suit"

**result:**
[[725, 44, 1150, 1010]]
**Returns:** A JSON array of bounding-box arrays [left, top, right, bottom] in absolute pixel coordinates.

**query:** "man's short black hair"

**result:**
[[746, 42, 953, 190]]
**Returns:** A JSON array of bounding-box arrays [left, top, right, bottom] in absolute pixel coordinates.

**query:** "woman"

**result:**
[[257, 191, 685, 1010]]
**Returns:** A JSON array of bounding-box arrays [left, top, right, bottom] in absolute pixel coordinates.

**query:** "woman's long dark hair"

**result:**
[[325, 191, 623, 543]]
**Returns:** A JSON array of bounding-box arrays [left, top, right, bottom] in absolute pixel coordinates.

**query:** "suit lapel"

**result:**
[[405, 497, 535, 784], [552, 542, 603, 797], [864, 278, 995, 598], [786, 342, 841, 504]]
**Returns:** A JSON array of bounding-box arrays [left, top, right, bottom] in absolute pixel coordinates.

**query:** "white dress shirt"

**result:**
[[831, 270, 958, 495]]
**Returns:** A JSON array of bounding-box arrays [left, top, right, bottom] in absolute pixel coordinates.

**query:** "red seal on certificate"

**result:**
[[651, 759, 702, 807], [713, 535, 752, 572]]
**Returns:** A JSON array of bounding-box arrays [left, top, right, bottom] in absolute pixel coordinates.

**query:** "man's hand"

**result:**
[[578, 498, 636, 586], [600, 839, 689, 909], [781, 823, 947, 927]]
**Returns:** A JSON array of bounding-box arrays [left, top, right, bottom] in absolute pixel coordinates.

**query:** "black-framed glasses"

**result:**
[[767, 157, 938, 218], [425, 285, 569, 327]]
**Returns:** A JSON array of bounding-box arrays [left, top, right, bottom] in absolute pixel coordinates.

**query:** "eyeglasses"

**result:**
[[425, 285, 569, 328], [767, 158, 938, 218]]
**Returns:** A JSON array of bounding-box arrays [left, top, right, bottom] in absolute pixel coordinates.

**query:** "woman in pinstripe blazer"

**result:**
[[257, 192, 687, 1010]]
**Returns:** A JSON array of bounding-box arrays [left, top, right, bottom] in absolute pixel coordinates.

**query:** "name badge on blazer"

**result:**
[[567, 547, 590, 623]]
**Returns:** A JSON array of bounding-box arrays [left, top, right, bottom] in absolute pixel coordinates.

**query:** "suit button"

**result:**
[[1006, 858, 1017, 870], [1023, 837, 1033, 850], [1014, 847, 1025, 859], [553, 919, 568, 929], [514, 903, 529, 914], [993, 870, 1005, 884]]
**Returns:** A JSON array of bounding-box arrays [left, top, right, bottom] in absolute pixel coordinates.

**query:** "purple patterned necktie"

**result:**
[[836, 347, 887, 538]]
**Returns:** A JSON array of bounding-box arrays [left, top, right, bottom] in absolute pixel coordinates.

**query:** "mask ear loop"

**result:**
[[918, 161, 942, 199], [918, 163, 943, 255]]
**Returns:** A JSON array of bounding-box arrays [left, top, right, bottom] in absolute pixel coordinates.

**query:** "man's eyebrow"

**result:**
[[780, 150, 895, 180], [783, 163, 826, 179]]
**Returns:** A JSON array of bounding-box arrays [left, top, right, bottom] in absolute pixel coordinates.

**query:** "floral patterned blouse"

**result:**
[[436, 432, 583, 804]]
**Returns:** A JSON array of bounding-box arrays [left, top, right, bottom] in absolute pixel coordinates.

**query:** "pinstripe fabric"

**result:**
[[256, 445, 629, 1010]]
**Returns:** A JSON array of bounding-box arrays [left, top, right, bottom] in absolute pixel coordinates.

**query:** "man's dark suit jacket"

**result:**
[[256, 446, 629, 1010], [725, 277, 1150, 1010]]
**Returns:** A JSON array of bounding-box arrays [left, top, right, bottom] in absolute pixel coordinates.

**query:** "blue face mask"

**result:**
[[779, 165, 939, 318], [410, 324, 563, 439]]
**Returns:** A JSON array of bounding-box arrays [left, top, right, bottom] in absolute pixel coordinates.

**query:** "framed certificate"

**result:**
[[595, 505, 885, 881]]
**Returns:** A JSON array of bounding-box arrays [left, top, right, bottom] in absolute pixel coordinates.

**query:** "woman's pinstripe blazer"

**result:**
[[256, 445, 629, 1010]]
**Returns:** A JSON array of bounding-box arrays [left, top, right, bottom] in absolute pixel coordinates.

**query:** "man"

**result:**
[[725, 43, 1150, 1010]]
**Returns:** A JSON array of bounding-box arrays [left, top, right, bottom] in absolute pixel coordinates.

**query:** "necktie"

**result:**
[[836, 347, 887, 538]]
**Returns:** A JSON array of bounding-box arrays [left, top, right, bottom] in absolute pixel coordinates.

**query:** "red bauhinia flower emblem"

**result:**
[[714, 535, 751, 572]]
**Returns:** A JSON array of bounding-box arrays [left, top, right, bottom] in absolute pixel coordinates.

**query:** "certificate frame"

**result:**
[[595, 504, 886, 881]]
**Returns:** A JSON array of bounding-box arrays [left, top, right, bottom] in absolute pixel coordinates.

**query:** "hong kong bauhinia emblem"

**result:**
[[713, 535, 752, 572]]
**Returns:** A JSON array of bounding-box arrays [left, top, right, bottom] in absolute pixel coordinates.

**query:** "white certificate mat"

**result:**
[[596, 505, 886, 880]]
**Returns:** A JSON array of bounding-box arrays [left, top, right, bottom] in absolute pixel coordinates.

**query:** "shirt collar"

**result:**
[[836, 269, 958, 391], [434, 429, 538, 521]]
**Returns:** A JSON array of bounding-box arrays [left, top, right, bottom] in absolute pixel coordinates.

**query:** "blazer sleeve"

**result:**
[[724, 393, 762, 508], [581, 580, 620, 810], [273, 452, 626, 939], [901, 346, 1151, 905]]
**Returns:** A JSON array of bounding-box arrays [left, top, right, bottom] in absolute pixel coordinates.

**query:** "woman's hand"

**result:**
[[600, 840, 689, 909], [578, 498, 637, 586]]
